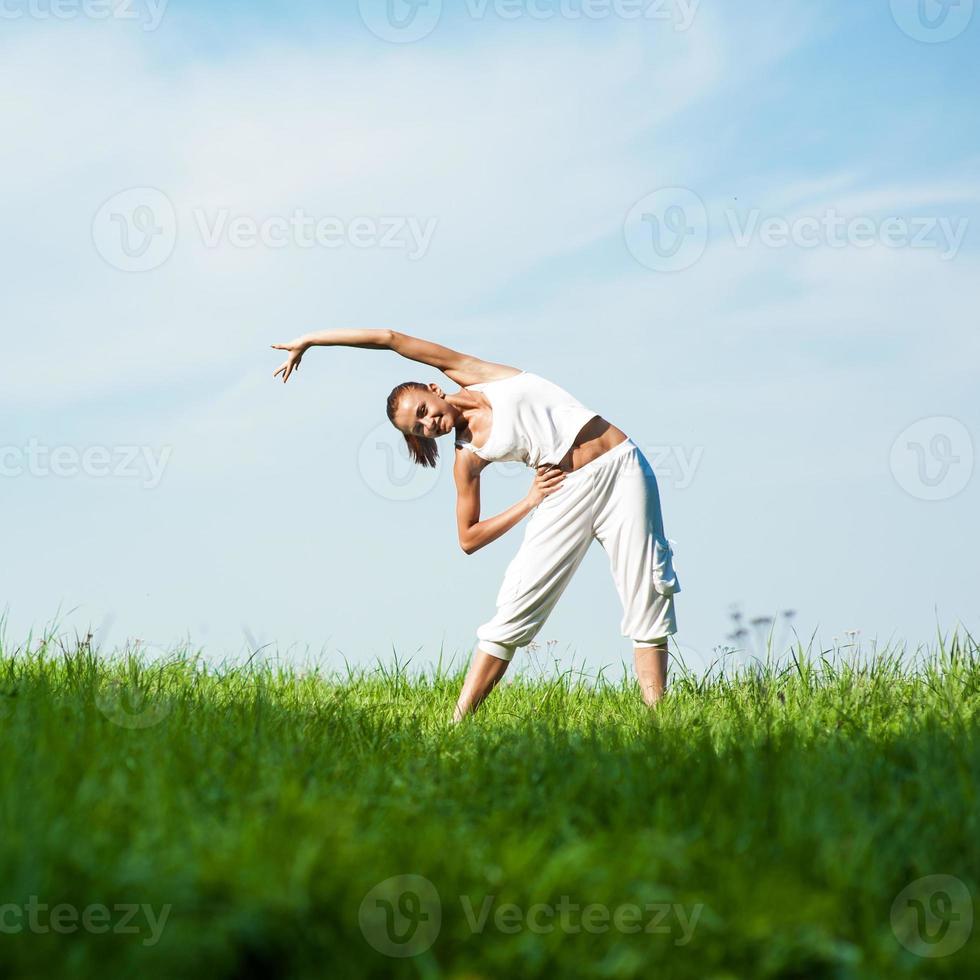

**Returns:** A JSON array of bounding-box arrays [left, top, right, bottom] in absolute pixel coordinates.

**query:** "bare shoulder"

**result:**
[[452, 443, 490, 480], [444, 359, 524, 389]]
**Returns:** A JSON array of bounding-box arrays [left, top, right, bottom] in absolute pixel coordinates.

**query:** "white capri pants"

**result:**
[[475, 437, 681, 661]]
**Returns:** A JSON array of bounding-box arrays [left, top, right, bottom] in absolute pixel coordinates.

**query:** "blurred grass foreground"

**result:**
[[0, 624, 977, 978]]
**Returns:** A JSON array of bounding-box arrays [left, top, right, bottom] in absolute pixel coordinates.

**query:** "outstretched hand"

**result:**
[[271, 340, 309, 383]]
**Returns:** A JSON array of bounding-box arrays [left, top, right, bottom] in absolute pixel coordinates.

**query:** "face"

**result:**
[[394, 385, 456, 439]]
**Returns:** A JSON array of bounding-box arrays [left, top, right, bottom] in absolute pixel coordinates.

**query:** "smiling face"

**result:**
[[392, 385, 457, 440]]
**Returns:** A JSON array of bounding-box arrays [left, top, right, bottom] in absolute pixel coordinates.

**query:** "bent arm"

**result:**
[[461, 498, 536, 555], [455, 455, 533, 555]]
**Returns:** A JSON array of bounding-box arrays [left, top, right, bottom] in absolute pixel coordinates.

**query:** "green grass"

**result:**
[[0, 624, 978, 978]]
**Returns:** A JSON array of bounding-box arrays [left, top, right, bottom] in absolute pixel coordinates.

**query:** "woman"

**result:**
[[272, 328, 681, 720]]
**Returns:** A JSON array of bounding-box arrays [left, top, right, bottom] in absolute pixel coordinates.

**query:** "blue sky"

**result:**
[[2, 0, 977, 675]]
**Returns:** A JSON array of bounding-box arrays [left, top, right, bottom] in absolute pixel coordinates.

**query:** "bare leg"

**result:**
[[452, 649, 511, 722], [634, 643, 668, 706]]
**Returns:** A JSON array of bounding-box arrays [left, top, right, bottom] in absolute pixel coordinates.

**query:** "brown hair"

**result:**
[[386, 382, 439, 468]]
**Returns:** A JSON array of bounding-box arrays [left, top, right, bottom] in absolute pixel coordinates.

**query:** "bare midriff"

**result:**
[[552, 416, 629, 474]]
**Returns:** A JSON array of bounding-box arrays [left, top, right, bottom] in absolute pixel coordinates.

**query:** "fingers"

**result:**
[[273, 354, 302, 383], [535, 469, 566, 495]]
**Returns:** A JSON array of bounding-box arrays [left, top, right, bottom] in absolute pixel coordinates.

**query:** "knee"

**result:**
[[476, 640, 517, 662], [632, 637, 670, 650], [477, 617, 540, 659]]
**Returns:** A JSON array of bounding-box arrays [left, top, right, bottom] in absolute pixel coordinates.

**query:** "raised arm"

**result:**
[[271, 327, 519, 386], [272, 328, 393, 382]]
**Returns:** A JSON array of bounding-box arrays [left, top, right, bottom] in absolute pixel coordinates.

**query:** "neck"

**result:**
[[447, 393, 482, 443]]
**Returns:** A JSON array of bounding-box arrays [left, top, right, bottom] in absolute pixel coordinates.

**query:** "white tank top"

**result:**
[[454, 370, 599, 468]]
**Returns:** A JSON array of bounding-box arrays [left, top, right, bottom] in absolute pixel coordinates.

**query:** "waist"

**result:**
[[554, 417, 630, 473], [559, 434, 637, 481]]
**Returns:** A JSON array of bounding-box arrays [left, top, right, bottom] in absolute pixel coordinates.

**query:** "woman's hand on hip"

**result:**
[[527, 465, 566, 507]]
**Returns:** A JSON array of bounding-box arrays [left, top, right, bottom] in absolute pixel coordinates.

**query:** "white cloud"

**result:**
[[0, 11, 807, 409], [4, 5, 975, 667]]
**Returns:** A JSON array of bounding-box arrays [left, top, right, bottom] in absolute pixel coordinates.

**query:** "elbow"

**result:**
[[386, 329, 399, 350], [460, 535, 478, 556]]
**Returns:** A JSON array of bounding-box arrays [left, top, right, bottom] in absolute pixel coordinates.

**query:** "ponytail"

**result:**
[[403, 432, 439, 468], [386, 381, 440, 469]]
